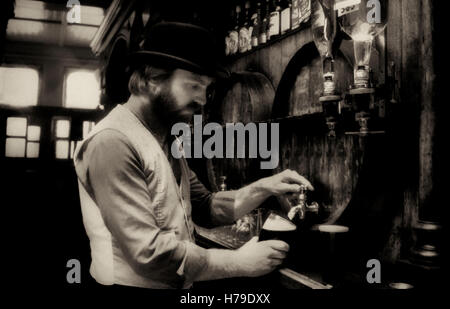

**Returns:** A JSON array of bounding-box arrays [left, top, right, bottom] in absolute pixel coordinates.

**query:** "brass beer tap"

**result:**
[[288, 185, 319, 220]]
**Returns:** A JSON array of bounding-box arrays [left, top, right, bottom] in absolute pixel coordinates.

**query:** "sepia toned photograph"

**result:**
[[0, 0, 445, 302]]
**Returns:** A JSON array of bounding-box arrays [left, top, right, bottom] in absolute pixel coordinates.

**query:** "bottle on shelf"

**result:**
[[238, 1, 251, 53], [229, 4, 241, 55], [251, 1, 262, 48], [280, 0, 291, 34], [245, 1, 253, 52], [260, 0, 270, 44], [268, 0, 281, 40], [291, 0, 301, 29], [225, 7, 234, 56]]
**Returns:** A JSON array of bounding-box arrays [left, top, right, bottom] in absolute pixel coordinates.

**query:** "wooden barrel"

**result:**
[[203, 71, 275, 191], [271, 42, 358, 221], [205, 71, 275, 124], [271, 42, 371, 224]]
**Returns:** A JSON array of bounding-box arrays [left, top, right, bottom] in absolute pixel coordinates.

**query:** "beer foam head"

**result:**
[[317, 224, 349, 233], [262, 213, 296, 232]]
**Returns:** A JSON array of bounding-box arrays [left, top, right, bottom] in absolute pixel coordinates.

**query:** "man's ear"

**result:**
[[147, 80, 160, 95]]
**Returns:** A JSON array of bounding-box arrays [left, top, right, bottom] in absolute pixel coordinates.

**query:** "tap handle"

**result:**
[[299, 184, 308, 193], [219, 176, 227, 191], [298, 184, 308, 202]]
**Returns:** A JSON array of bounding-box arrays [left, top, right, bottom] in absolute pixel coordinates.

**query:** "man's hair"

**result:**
[[128, 65, 173, 96]]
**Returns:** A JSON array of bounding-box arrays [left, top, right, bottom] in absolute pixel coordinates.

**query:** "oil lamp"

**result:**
[[312, 0, 341, 137], [312, 0, 339, 97], [339, 0, 387, 91], [338, 0, 387, 134]]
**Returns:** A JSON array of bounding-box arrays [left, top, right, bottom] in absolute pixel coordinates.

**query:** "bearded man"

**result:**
[[74, 22, 313, 289]]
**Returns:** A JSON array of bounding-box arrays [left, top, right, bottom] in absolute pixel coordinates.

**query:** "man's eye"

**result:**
[[206, 83, 216, 101], [186, 82, 202, 90]]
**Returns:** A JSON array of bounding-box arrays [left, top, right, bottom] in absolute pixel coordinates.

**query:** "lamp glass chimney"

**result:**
[[312, 0, 338, 96], [339, 0, 387, 88]]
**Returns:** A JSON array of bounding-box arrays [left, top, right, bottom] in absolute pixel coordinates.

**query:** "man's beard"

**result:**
[[151, 84, 202, 126]]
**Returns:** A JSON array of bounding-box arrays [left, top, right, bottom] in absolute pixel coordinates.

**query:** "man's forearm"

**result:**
[[193, 236, 285, 282], [210, 169, 311, 223], [194, 248, 243, 281], [210, 178, 272, 224], [233, 178, 271, 219], [230, 170, 312, 220]]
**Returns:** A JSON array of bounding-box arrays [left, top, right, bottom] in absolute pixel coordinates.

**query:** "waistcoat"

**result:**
[[74, 105, 195, 288]]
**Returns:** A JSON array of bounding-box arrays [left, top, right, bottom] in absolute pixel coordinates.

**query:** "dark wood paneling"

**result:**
[[205, 71, 275, 191]]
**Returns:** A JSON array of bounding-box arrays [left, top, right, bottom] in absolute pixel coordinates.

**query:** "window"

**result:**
[[64, 69, 101, 109], [54, 118, 71, 159], [26, 125, 41, 158], [0, 67, 39, 106], [52, 118, 95, 160], [5, 117, 41, 158]]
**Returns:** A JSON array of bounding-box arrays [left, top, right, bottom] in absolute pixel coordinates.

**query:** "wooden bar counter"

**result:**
[[194, 222, 441, 290], [194, 224, 333, 289]]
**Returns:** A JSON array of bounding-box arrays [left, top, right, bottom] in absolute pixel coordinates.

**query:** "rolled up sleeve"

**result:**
[[82, 130, 208, 286], [176, 241, 210, 280]]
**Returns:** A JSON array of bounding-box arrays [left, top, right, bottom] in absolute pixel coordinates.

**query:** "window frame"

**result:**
[[4, 116, 42, 159], [52, 116, 72, 160], [63, 67, 101, 110], [0, 64, 41, 107]]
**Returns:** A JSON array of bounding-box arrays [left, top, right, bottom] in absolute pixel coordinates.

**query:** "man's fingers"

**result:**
[[268, 250, 287, 260], [282, 170, 314, 191], [277, 183, 301, 194], [262, 240, 290, 252]]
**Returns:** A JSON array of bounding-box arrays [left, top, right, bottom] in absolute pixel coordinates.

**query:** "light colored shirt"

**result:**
[[74, 105, 235, 288]]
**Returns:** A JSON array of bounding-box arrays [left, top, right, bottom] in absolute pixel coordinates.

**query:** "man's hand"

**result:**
[[233, 236, 289, 277], [258, 169, 314, 196]]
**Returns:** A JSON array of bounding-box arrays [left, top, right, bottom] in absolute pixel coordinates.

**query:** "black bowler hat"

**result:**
[[129, 22, 229, 78]]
